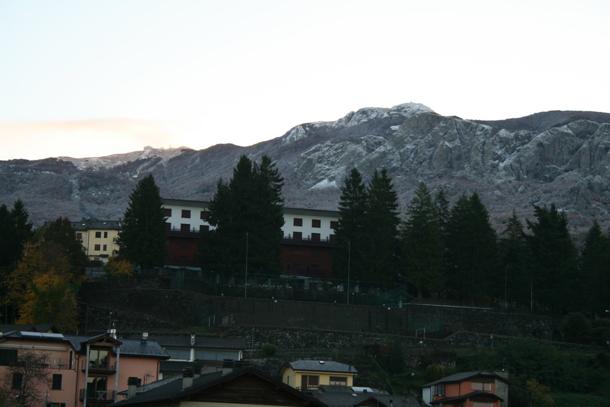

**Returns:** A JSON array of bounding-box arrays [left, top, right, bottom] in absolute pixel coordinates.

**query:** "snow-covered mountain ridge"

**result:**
[[2, 104, 610, 233]]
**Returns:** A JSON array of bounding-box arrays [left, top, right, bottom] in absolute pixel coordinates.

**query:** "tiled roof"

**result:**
[[289, 360, 357, 374], [312, 386, 421, 407], [423, 371, 508, 387], [71, 219, 121, 231], [115, 368, 326, 406]]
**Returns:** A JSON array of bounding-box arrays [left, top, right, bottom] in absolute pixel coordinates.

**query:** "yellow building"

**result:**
[[281, 360, 357, 390], [72, 219, 121, 263]]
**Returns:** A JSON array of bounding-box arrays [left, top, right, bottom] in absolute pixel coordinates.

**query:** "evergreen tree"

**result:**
[[526, 205, 579, 313], [445, 193, 498, 304], [579, 221, 609, 315], [11, 199, 33, 260], [433, 188, 451, 288], [333, 168, 368, 284], [401, 182, 443, 297], [498, 211, 531, 309], [363, 169, 400, 287], [201, 155, 284, 276], [117, 174, 166, 269], [0, 204, 18, 268], [40, 217, 88, 279]]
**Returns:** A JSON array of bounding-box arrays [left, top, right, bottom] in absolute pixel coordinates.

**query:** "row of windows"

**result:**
[[164, 208, 210, 221], [298, 375, 347, 389], [76, 231, 111, 240], [93, 244, 108, 252], [292, 218, 338, 229], [165, 223, 210, 233], [12, 372, 62, 390]]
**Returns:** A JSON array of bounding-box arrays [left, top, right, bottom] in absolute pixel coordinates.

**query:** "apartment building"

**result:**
[[72, 220, 121, 263]]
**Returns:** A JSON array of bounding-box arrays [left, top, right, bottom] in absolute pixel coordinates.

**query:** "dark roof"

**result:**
[[283, 207, 339, 217], [430, 391, 502, 405], [71, 219, 121, 231], [312, 386, 421, 407], [162, 198, 210, 208], [423, 371, 508, 387], [288, 360, 357, 374], [0, 323, 56, 333], [142, 334, 246, 350], [115, 367, 326, 406]]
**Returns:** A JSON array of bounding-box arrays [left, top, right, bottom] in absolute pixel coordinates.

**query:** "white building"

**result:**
[[161, 199, 339, 240], [162, 198, 213, 233]]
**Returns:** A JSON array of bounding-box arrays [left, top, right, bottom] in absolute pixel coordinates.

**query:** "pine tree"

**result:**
[[498, 211, 531, 309], [0, 204, 18, 268], [117, 174, 166, 269], [579, 221, 609, 315], [201, 155, 284, 276], [40, 217, 88, 279], [363, 169, 400, 287], [401, 182, 443, 297], [526, 204, 579, 313], [11, 199, 33, 261], [445, 193, 498, 304], [333, 168, 368, 284]]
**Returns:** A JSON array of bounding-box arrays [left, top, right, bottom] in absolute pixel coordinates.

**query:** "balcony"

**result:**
[[79, 389, 115, 403], [82, 361, 116, 375]]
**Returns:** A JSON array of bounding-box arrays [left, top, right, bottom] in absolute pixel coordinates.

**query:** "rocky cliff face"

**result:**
[[2, 104, 610, 233]]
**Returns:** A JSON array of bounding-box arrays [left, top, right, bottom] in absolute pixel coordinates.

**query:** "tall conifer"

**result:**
[[117, 174, 166, 269], [579, 221, 609, 315]]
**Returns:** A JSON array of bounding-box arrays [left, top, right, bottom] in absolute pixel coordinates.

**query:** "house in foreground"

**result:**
[[421, 371, 509, 407], [114, 367, 325, 407], [281, 360, 357, 391], [0, 329, 168, 407], [312, 385, 422, 407]]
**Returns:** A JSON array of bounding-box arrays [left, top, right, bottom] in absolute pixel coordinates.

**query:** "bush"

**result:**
[[560, 312, 592, 343], [104, 257, 134, 280], [260, 343, 277, 357]]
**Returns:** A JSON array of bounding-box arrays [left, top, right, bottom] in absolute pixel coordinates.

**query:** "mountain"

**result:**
[[2, 103, 610, 234]]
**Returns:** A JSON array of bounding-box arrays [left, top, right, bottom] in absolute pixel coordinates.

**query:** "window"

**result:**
[[95, 231, 102, 238], [432, 383, 445, 396], [52, 374, 62, 390], [11, 372, 23, 390], [180, 224, 190, 233], [181, 209, 191, 218], [200, 211, 210, 220], [0, 349, 17, 366], [330, 221, 338, 230], [329, 376, 347, 386], [200, 225, 209, 232], [47, 403, 66, 407], [163, 208, 172, 217], [312, 219, 321, 228], [103, 231, 108, 238], [88, 349, 109, 369], [293, 232, 302, 240], [472, 382, 493, 392], [300, 375, 319, 390], [76, 232, 82, 241], [311, 233, 321, 241], [102, 244, 107, 251], [94, 244, 101, 251], [293, 218, 303, 227]]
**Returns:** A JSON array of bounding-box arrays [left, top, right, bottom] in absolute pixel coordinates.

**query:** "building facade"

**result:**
[[421, 371, 509, 407], [0, 330, 168, 407], [281, 360, 357, 391], [72, 220, 121, 263]]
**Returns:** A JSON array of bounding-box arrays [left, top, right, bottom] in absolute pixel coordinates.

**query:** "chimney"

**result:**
[[127, 377, 141, 399], [109, 328, 117, 339], [141, 332, 149, 342], [182, 368, 194, 389], [190, 334, 196, 346]]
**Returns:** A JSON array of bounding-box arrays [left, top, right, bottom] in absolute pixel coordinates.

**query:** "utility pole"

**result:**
[[244, 231, 249, 299], [346, 240, 351, 305]]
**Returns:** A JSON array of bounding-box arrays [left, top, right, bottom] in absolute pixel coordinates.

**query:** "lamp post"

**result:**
[[244, 231, 249, 299], [346, 240, 351, 305]]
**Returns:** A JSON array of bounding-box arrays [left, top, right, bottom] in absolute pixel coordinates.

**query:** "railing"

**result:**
[[79, 389, 115, 401]]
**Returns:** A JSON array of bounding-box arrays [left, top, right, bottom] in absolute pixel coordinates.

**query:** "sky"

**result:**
[[1, 0, 609, 160]]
